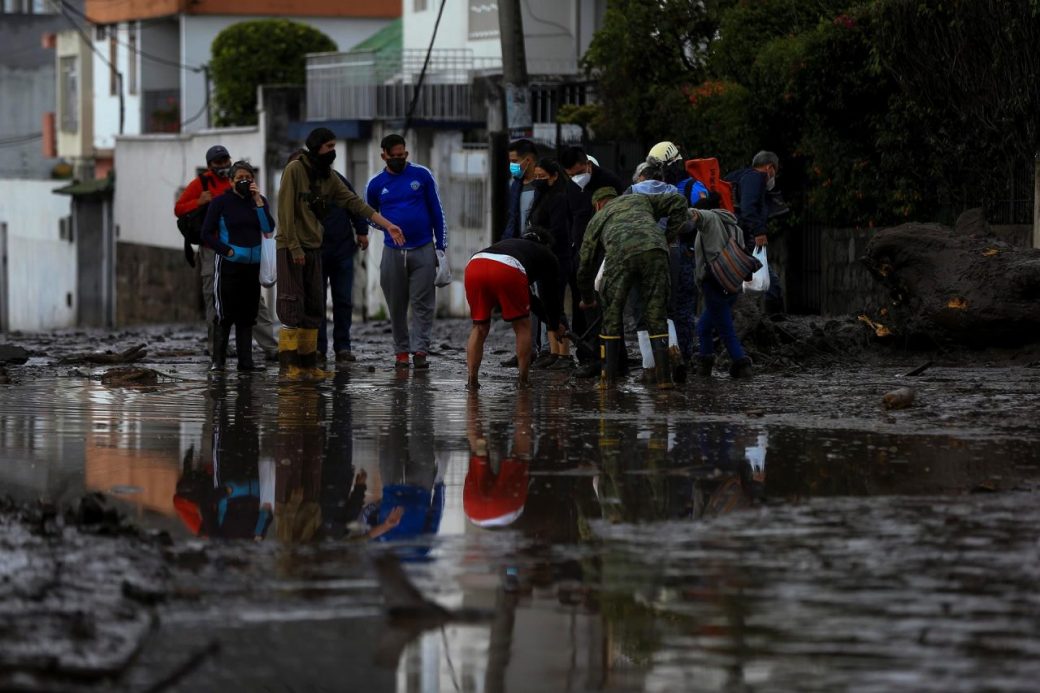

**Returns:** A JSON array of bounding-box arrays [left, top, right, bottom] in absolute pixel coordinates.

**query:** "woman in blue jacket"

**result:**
[[201, 161, 275, 372]]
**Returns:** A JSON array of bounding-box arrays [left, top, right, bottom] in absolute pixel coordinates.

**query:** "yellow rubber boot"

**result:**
[[296, 328, 330, 381], [278, 327, 304, 381]]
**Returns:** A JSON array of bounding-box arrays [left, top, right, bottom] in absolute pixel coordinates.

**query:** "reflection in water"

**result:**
[[1, 371, 1036, 691], [174, 379, 269, 539]]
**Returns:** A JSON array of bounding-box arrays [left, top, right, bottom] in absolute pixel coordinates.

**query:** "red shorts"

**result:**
[[464, 256, 530, 323]]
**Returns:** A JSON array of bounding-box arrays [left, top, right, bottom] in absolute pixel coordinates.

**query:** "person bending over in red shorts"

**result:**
[[464, 229, 564, 389]]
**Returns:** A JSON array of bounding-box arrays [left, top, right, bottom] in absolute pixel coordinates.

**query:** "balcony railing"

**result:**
[[306, 49, 582, 122], [307, 49, 500, 122]]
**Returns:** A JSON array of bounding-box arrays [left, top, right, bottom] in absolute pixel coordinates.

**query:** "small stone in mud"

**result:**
[[367, 365, 376, 373], [883, 387, 916, 410], [100, 366, 160, 387], [0, 345, 29, 365], [0, 366, 10, 385]]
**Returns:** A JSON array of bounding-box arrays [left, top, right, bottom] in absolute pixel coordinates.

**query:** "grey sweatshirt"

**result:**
[[692, 208, 742, 287]]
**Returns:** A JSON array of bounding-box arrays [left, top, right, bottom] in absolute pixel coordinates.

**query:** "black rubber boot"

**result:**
[[236, 323, 264, 372], [730, 356, 753, 379], [574, 359, 601, 379], [650, 336, 674, 389], [600, 337, 621, 388], [695, 355, 715, 377], [209, 323, 230, 372]]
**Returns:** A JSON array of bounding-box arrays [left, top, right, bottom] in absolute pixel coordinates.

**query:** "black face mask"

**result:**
[[531, 179, 550, 194], [387, 157, 407, 174], [213, 166, 231, 179], [317, 150, 336, 167], [234, 179, 252, 198]]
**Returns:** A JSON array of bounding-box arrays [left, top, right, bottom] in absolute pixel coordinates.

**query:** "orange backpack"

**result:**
[[685, 158, 735, 212]]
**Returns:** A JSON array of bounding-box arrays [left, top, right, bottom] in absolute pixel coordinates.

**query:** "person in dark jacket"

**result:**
[[725, 150, 784, 313], [201, 161, 274, 372], [276, 147, 372, 365], [561, 147, 626, 376], [527, 158, 574, 370], [465, 230, 564, 389]]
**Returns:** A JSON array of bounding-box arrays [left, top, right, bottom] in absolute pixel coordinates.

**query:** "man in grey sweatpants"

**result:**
[[366, 133, 448, 369]]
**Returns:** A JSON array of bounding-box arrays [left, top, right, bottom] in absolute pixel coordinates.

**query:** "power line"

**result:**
[[56, 0, 204, 74], [55, 2, 125, 134], [403, 0, 449, 137], [0, 132, 43, 145], [0, 134, 43, 149]]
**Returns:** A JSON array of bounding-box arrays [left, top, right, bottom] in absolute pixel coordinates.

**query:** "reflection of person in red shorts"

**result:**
[[465, 389, 532, 527], [465, 230, 564, 388]]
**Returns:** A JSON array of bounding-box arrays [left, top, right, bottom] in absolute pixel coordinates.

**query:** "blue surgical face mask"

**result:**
[[509, 162, 523, 179]]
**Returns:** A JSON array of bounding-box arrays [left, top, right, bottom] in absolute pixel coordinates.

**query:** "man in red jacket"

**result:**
[[175, 145, 278, 360]]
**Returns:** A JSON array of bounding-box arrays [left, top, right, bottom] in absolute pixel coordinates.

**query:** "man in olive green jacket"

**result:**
[[276, 128, 403, 379]]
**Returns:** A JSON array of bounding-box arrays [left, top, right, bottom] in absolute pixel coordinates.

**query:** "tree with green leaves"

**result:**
[[210, 20, 337, 127]]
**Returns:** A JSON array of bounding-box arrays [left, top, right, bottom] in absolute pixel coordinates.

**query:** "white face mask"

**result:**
[[572, 172, 591, 190], [766, 175, 776, 191]]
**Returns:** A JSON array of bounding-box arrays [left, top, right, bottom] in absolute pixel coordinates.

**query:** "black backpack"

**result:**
[[176, 173, 210, 245]]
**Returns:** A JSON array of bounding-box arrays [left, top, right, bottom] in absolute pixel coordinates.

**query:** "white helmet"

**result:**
[[647, 141, 681, 165]]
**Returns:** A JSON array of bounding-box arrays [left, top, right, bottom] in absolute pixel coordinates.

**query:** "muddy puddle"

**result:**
[[1, 345, 1039, 691]]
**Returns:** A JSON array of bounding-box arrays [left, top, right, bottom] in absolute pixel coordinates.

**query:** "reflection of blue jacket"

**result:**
[[374, 483, 445, 543]]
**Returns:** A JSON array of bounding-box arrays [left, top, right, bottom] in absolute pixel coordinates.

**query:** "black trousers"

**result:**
[[214, 258, 260, 330]]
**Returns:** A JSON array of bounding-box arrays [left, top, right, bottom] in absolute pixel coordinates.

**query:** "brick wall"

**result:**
[[116, 242, 203, 325]]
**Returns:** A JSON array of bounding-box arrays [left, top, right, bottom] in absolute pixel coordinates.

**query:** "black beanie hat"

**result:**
[[305, 127, 336, 152]]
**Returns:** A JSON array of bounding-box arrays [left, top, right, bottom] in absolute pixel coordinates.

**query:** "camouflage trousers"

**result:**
[[601, 249, 670, 337]]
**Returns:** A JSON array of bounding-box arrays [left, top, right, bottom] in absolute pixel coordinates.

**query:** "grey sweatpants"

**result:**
[[379, 242, 436, 355]]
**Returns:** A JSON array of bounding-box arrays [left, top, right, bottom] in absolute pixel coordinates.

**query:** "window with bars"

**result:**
[[60, 56, 78, 132], [0, 0, 54, 14], [109, 34, 118, 96], [128, 24, 138, 95]]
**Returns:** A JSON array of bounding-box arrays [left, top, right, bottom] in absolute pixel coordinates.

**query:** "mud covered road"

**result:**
[[1, 318, 1039, 692]]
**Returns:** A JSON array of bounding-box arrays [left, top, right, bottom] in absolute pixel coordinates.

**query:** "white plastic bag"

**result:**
[[742, 246, 770, 293], [593, 260, 606, 292], [259, 233, 277, 287], [434, 249, 452, 287]]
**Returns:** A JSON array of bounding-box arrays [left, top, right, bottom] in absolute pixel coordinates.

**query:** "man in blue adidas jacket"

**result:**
[[366, 134, 448, 369]]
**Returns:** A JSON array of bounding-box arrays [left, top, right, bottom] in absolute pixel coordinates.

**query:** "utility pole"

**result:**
[[490, 0, 531, 241], [498, 0, 532, 140]]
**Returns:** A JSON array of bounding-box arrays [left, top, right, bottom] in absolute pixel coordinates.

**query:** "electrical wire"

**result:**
[[55, 3, 125, 134], [57, 0, 204, 73], [180, 88, 210, 129], [403, 0, 449, 137], [0, 133, 43, 149], [0, 132, 44, 144]]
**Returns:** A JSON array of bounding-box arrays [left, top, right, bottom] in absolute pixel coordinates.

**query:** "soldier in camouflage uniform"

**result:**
[[577, 187, 692, 389]]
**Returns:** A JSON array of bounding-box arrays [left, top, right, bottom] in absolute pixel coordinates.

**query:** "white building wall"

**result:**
[[403, 0, 597, 74], [179, 15, 393, 134], [0, 180, 77, 331], [93, 23, 144, 149], [113, 127, 263, 250]]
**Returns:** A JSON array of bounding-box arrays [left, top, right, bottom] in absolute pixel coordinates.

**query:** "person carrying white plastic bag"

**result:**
[[742, 246, 770, 293], [434, 249, 452, 287], [259, 230, 277, 287]]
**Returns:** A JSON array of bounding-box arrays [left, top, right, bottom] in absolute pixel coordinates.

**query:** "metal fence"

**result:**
[[306, 49, 582, 122], [307, 49, 500, 122]]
